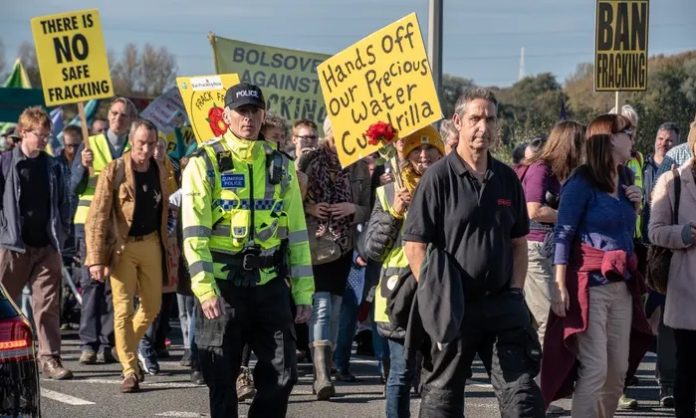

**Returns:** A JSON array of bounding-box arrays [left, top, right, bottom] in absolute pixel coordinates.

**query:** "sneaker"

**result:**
[[138, 347, 159, 375], [191, 370, 205, 385], [79, 350, 97, 365], [179, 349, 192, 367], [41, 357, 73, 380], [120, 373, 140, 393], [236, 367, 256, 401], [660, 386, 675, 408], [99, 348, 118, 364], [618, 394, 638, 410]]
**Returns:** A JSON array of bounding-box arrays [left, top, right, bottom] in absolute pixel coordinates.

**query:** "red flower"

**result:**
[[207, 106, 228, 136], [364, 121, 396, 147]]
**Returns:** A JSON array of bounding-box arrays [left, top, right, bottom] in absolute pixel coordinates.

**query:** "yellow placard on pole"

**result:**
[[31, 9, 114, 106], [317, 12, 442, 168], [176, 74, 241, 143], [595, 0, 649, 92]]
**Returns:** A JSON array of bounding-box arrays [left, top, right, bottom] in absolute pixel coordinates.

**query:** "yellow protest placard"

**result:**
[[318, 12, 442, 168], [31, 9, 114, 106], [595, 0, 649, 91], [176, 73, 241, 143]]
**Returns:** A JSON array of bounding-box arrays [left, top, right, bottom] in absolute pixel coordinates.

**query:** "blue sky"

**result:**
[[5, 0, 696, 87]]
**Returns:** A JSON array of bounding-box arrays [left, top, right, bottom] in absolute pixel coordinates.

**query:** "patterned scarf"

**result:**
[[301, 144, 354, 253]]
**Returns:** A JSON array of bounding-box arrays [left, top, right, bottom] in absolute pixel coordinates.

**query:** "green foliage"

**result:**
[[440, 50, 696, 162]]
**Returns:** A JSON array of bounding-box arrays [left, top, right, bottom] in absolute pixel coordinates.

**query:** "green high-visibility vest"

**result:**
[[73, 134, 130, 225]]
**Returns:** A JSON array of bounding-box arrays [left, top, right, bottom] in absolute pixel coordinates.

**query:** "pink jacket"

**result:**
[[649, 159, 696, 330]]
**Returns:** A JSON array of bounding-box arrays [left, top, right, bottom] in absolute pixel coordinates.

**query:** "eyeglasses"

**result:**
[[295, 135, 317, 141], [28, 130, 50, 141]]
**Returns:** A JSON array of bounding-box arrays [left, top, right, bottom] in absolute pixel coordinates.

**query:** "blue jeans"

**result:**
[[334, 285, 360, 373], [309, 291, 342, 344], [387, 339, 413, 418]]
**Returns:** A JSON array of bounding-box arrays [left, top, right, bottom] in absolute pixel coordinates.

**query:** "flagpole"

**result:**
[[77, 102, 90, 150], [77, 101, 93, 176], [614, 91, 620, 113]]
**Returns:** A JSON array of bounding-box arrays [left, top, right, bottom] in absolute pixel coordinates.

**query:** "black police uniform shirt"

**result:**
[[129, 162, 162, 237], [402, 151, 529, 299]]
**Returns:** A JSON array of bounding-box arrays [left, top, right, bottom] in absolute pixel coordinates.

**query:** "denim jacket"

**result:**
[[0, 147, 71, 253]]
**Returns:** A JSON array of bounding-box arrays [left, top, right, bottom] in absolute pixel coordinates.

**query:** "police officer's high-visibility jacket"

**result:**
[[74, 133, 130, 225], [181, 130, 314, 305], [364, 183, 412, 340], [627, 152, 644, 239]]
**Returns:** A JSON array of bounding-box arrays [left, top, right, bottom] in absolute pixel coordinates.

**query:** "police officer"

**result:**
[[181, 83, 314, 418]]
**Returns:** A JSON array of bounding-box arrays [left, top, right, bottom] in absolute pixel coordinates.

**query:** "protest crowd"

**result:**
[[2, 11, 696, 418]]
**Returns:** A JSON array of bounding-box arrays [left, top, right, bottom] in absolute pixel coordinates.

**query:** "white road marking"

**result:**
[[41, 388, 95, 405], [42, 377, 204, 389], [155, 412, 206, 417]]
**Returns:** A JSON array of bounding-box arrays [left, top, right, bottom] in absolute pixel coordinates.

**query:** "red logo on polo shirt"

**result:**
[[497, 198, 512, 207]]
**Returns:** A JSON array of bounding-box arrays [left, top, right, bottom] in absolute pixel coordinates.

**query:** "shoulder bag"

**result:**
[[646, 168, 681, 294]]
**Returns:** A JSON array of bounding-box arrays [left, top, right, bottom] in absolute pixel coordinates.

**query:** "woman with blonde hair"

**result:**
[[649, 119, 696, 418]]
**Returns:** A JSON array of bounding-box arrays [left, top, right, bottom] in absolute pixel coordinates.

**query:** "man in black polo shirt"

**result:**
[[403, 88, 544, 417]]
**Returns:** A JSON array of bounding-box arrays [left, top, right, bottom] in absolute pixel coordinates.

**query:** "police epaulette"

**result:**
[[190, 138, 222, 158]]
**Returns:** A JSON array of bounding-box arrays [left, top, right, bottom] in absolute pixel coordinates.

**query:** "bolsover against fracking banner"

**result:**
[[31, 9, 114, 106], [210, 35, 329, 133], [317, 12, 443, 168], [176, 73, 240, 143], [595, 0, 649, 91]]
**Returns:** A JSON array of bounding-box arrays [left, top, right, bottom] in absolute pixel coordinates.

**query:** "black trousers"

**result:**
[[419, 290, 544, 418], [76, 226, 114, 352], [673, 328, 696, 418], [196, 277, 297, 418], [141, 292, 177, 352]]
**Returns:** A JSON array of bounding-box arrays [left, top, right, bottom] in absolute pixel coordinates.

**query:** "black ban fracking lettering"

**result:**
[[53, 33, 89, 64], [596, 52, 647, 89], [40, 15, 79, 34], [47, 79, 110, 102], [597, 2, 648, 51]]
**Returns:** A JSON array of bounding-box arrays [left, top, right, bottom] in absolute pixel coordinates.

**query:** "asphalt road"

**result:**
[[39, 327, 674, 418]]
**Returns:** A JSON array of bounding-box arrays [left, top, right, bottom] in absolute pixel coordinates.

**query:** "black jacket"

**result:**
[[405, 245, 465, 354]]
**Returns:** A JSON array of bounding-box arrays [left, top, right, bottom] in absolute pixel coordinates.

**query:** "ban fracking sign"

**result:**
[[176, 73, 241, 143], [595, 0, 649, 91], [317, 13, 442, 168], [31, 9, 114, 106]]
